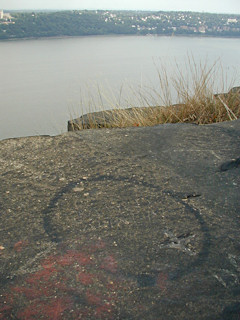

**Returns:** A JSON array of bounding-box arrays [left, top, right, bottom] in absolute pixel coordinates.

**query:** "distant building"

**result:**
[[0, 10, 13, 22], [227, 18, 238, 24], [199, 26, 206, 33], [0, 10, 12, 20]]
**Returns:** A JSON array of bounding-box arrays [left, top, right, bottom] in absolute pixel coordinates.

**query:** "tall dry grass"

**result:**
[[69, 57, 239, 130]]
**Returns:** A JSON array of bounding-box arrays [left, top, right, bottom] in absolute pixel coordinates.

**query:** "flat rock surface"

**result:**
[[0, 120, 240, 320]]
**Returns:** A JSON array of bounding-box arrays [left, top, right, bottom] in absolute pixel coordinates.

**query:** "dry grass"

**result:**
[[69, 57, 240, 130]]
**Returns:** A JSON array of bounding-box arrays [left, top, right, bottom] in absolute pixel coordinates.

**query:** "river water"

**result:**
[[0, 35, 239, 140]]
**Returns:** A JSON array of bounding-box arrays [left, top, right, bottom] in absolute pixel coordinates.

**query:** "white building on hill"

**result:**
[[0, 10, 13, 20], [227, 18, 238, 24]]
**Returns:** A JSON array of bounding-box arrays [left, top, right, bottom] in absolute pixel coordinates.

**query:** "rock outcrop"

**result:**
[[0, 119, 240, 319], [68, 87, 240, 131], [68, 106, 164, 131]]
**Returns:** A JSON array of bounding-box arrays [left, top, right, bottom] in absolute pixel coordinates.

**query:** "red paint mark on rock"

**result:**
[[55, 252, 76, 266], [71, 308, 92, 319], [26, 266, 57, 285], [2, 240, 126, 319], [95, 303, 114, 319], [12, 286, 43, 299], [86, 290, 102, 305], [77, 272, 94, 285], [0, 305, 12, 319], [73, 251, 93, 266], [156, 272, 168, 291], [94, 239, 106, 250], [100, 255, 118, 273], [13, 240, 29, 252], [41, 256, 57, 269], [17, 301, 43, 319], [43, 297, 73, 320], [56, 250, 92, 267]]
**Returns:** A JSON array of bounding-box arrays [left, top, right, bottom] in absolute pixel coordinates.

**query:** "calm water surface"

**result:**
[[0, 35, 239, 140]]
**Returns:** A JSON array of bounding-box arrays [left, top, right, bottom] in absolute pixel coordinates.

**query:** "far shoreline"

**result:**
[[1, 33, 240, 42]]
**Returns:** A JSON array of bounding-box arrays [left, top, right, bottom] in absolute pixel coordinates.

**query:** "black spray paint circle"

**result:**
[[42, 174, 211, 281]]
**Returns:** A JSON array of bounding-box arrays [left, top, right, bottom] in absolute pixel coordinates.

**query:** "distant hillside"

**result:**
[[0, 10, 240, 39]]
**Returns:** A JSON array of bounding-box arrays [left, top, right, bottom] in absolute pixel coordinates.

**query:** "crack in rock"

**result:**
[[159, 230, 196, 256]]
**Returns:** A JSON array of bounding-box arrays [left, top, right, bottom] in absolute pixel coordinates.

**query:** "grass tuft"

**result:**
[[69, 57, 239, 130]]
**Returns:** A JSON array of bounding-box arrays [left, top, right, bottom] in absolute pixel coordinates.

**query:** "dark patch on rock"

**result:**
[[220, 158, 240, 171], [220, 302, 240, 320], [137, 273, 156, 287]]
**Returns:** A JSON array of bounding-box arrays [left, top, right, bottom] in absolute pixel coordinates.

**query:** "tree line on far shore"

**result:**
[[0, 10, 239, 40]]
